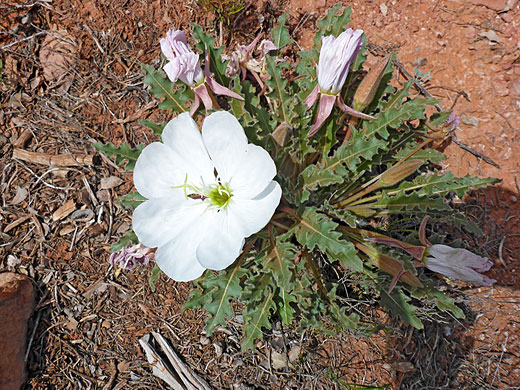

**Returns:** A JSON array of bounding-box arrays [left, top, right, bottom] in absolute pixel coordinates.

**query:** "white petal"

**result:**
[[196, 209, 245, 270], [134, 142, 187, 199], [228, 181, 282, 237], [132, 197, 206, 248], [202, 111, 247, 183], [161, 113, 215, 186], [230, 144, 277, 199], [155, 220, 209, 282]]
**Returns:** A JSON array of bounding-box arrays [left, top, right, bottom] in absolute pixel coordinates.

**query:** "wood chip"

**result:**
[[100, 176, 123, 190], [4, 215, 31, 233], [52, 199, 76, 222], [12, 148, 95, 167], [139, 332, 212, 390]]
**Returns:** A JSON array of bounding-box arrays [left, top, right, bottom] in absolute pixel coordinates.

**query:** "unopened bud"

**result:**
[[377, 160, 423, 188], [353, 56, 390, 112]]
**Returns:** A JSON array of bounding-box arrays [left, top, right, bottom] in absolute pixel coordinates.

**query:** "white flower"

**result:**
[[425, 245, 496, 286], [132, 111, 282, 282], [317, 29, 364, 95]]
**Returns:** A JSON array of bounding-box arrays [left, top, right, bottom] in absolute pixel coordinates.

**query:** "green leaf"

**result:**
[[94, 142, 145, 171], [110, 231, 138, 253], [242, 284, 275, 351], [118, 191, 147, 210], [299, 128, 386, 200], [384, 172, 500, 199], [413, 285, 464, 319], [277, 287, 297, 325], [392, 144, 446, 164], [142, 64, 189, 113], [191, 24, 228, 87], [293, 208, 362, 272], [139, 119, 166, 135], [380, 288, 423, 329], [149, 265, 162, 292], [190, 261, 246, 336], [314, 4, 352, 47], [363, 95, 439, 140], [264, 240, 298, 288], [265, 55, 295, 125], [271, 13, 293, 49]]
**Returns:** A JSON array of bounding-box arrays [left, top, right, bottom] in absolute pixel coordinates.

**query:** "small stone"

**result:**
[[288, 345, 301, 363], [380, 3, 388, 16], [200, 335, 210, 345], [271, 350, 288, 370], [465, 26, 477, 39], [510, 80, 520, 98], [462, 115, 480, 127], [510, 196, 517, 202], [469, 0, 507, 11], [413, 57, 427, 67], [493, 80, 509, 96], [479, 30, 501, 43]]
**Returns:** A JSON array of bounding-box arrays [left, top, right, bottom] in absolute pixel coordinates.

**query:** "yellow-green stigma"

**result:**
[[208, 184, 232, 209]]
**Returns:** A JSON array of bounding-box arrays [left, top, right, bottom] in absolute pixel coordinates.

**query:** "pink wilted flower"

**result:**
[[110, 244, 155, 271], [160, 28, 243, 115], [366, 217, 496, 286], [222, 33, 277, 83], [446, 112, 461, 131], [304, 29, 375, 136]]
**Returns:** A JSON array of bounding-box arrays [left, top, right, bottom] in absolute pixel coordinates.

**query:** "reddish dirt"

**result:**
[[1, 0, 519, 389]]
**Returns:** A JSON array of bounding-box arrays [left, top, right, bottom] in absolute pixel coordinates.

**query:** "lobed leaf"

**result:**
[[110, 231, 138, 253], [265, 55, 296, 126], [293, 207, 362, 272], [380, 288, 423, 329], [314, 4, 352, 47], [118, 191, 147, 210], [299, 128, 386, 200], [271, 13, 293, 50], [142, 64, 189, 113], [94, 142, 145, 171], [184, 261, 246, 336], [139, 119, 166, 135]]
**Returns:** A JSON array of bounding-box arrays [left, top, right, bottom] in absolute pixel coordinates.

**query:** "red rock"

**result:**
[[0, 273, 34, 390], [469, 0, 507, 11]]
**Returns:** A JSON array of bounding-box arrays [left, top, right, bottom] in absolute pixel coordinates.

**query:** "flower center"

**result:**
[[207, 184, 232, 209]]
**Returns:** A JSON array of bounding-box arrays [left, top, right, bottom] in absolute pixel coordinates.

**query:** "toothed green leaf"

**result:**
[[380, 288, 423, 329], [149, 265, 162, 292], [118, 191, 147, 210], [110, 231, 138, 253], [242, 272, 275, 351], [293, 207, 362, 272], [139, 119, 166, 135], [142, 64, 189, 113], [94, 142, 145, 171], [314, 4, 352, 47], [299, 128, 386, 201], [271, 13, 293, 49], [191, 23, 228, 87], [265, 55, 296, 126], [185, 261, 246, 336]]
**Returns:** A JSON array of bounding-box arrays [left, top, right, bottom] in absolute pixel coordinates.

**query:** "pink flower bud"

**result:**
[[160, 29, 204, 87], [317, 29, 363, 94]]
